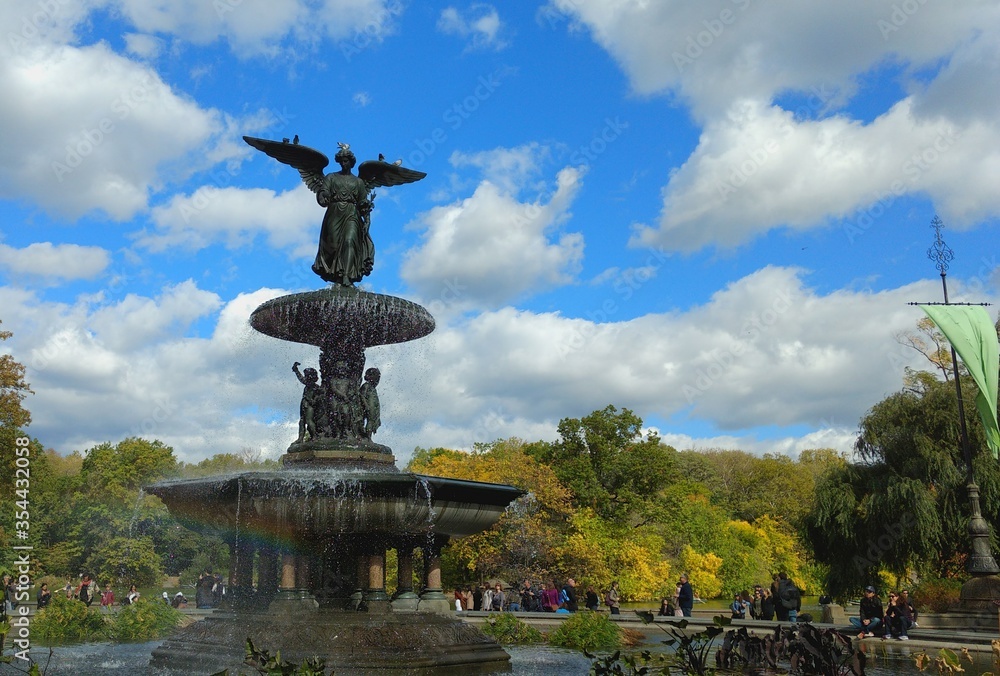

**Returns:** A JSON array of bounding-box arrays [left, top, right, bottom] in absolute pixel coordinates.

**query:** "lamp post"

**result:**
[[912, 217, 1000, 610]]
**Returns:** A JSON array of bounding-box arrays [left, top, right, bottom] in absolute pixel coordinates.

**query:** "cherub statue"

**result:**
[[292, 361, 321, 442], [243, 136, 426, 287], [359, 367, 381, 439]]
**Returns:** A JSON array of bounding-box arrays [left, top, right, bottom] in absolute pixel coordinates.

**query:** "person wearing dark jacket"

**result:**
[[849, 586, 884, 638], [563, 578, 579, 612], [884, 591, 912, 640], [760, 588, 775, 620], [677, 574, 694, 617]]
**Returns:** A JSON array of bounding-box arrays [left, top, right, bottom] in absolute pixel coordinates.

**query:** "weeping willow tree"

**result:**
[[805, 372, 1000, 598]]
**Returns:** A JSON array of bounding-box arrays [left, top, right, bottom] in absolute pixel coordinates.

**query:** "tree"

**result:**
[[525, 405, 679, 524], [0, 320, 31, 430], [805, 374, 1000, 598]]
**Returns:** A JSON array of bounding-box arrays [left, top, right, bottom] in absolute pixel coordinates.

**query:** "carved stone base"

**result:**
[[282, 444, 397, 471], [960, 574, 1000, 610]]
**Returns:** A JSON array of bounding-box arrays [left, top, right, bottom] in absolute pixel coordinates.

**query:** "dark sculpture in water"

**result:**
[[243, 136, 426, 287]]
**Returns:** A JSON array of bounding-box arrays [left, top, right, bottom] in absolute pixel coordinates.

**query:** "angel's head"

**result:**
[[335, 147, 356, 170]]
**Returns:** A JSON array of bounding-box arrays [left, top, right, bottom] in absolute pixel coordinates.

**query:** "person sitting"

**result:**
[[900, 589, 918, 626], [849, 586, 884, 638], [658, 597, 675, 617], [171, 591, 188, 609], [884, 591, 912, 640]]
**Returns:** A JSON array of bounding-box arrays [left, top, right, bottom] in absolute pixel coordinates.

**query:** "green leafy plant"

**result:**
[[31, 593, 108, 643], [548, 611, 623, 652], [481, 612, 544, 644], [105, 597, 183, 641], [211, 637, 329, 675], [911, 577, 963, 613]]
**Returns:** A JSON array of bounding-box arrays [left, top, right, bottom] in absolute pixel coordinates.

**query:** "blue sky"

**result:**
[[1, 0, 998, 464]]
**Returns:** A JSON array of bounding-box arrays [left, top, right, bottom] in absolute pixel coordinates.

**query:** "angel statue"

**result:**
[[243, 136, 426, 287]]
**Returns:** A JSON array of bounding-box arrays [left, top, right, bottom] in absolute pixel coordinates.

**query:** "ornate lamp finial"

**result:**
[[927, 215, 954, 276]]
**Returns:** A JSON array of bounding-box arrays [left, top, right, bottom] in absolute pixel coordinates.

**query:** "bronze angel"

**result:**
[[243, 136, 426, 287]]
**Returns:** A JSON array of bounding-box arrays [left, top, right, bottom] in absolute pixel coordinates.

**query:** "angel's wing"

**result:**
[[358, 160, 427, 188], [243, 136, 330, 193]]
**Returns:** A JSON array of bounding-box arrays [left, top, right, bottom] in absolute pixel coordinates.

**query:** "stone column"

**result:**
[[364, 547, 390, 612], [391, 541, 419, 611], [269, 551, 318, 612], [417, 537, 450, 614], [349, 553, 367, 610], [256, 547, 279, 603], [227, 539, 255, 610]]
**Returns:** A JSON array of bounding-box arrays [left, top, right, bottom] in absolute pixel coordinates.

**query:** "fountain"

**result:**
[[145, 137, 523, 674]]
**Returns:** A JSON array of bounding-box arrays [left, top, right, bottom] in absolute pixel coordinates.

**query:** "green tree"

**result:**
[[525, 405, 678, 524], [805, 374, 1000, 598]]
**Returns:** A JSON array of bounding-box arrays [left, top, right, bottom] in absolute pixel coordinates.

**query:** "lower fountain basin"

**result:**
[[146, 470, 523, 545]]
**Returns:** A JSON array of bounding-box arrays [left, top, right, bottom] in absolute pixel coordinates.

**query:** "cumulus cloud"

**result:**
[[437, 4, 507, 51], [400, 163, 585, 311], [3, 265, 993, 464], [631, 98, 999, 251], [550, 1, 1000, 251], [137, 184, 318, 258], [0, 42, 225, 220], [0, 242, 110, 283]]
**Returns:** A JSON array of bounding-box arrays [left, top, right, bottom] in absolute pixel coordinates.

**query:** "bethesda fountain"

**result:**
[[146, 137, 523, 674]]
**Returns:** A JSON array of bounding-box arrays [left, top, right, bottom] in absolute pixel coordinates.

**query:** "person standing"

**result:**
[[520, 580, 538, 612], [76, 574, 94, 606], [677, 574, 694, 617], [760, 588, 775, 621], [126, 584, 140, 605], [100, 583, 115, 612], [490, 583, 505, 612], [562, 578, 579, 612], [606, 581, 621, 615]]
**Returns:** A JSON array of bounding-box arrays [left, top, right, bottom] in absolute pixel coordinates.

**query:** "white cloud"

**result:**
[[552, 1, 1000, 251], [138, 184, 319, 258], [401, 165, 585, 311], [550, 0, 998, 118], [449, 143, 550, 195], [123, 33, 164, 59], [437, 5, 507, 51], [0, 242, 110, 282], [0, 42, 225, 220], [113, 0, 399, 57], [3, 265, 992, 464], [632, 97, 1000, 251]]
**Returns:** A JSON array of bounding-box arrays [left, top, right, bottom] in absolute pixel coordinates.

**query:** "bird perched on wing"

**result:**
[[282, 137, 290, 143], [393, 159, 402, 166], [378, 153, 385, 162], [293, 134, 299, 144], [338, 142, 350, 151]]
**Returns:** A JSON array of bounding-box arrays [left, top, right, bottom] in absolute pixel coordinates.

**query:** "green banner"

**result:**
[[919, 305, 1000, 459]]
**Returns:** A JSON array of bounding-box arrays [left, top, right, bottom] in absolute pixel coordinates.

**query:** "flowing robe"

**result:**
[[312, 171, 373, 285]]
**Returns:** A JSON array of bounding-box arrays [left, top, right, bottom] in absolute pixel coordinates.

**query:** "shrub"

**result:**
[[548, 612, 622, 652], [481, 612, 544, 645], [911, 577, 962, 613], [32, 594, 107, 643], [106, 597, 183, 641]]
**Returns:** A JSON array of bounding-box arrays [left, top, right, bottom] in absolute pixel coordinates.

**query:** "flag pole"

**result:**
[[919, 216, 1000, 609]]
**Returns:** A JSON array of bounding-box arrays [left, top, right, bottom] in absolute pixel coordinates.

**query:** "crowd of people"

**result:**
[[452, 574, 702, 617], [0, 569, 226, 615], [723, 572, 803, 622]]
